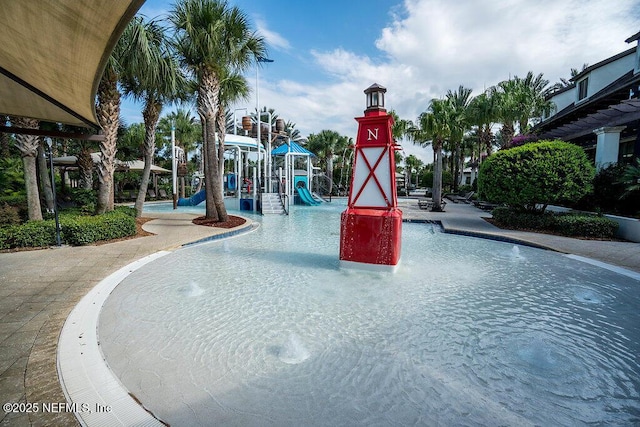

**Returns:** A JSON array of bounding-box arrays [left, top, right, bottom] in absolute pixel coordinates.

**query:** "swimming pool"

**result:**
[[99, 201, 640, 426]]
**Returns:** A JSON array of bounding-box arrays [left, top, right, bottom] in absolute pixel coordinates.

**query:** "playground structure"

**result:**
[[176, 133, 321, 213]]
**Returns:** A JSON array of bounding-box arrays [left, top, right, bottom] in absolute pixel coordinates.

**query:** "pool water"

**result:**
[[100, 202, 640, 426]]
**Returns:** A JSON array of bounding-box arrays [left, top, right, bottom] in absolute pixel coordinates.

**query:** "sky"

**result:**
[[125, 0, 640, 163]]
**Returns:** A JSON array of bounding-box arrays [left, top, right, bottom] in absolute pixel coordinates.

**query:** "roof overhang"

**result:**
[[0, 0, 145, 129]]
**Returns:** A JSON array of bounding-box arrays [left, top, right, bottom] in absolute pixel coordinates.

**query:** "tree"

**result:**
[[9, 116, 42, 220], [467, 91, 498, 162], [414, 98, 452, 211], [478, 140, 594, 213], [120, 16, 185, 217], [171, 0, 267, 222], [95, 17, 161, 214], [404, 154, 423, 188], [445, 86, 472, 192], [307, 130, 350, 195], [490, 72, 553, 148]]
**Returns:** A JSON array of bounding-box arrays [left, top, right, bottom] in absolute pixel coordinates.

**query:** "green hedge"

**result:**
[[491, 207, 618, 239], [0, 210, 137, 250]]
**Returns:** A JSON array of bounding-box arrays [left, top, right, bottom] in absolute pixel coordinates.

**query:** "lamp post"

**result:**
[[45, 138, 61, 246], [171, 123, 177, 209]]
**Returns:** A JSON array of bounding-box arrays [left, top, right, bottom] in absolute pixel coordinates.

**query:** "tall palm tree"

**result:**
[[307, 130, 350, 195], [120, 16, 185, 217], [445, 86, 472, 192], [10, 116, 42, 220], [467, 91, 498, 162], [404, 154, 423, 189], [515, 71, 553, 132], [491, 72, 553, 148], [95, 16, 160, 214], [171, 0, 267, 222], [416, 98, 452, 211]]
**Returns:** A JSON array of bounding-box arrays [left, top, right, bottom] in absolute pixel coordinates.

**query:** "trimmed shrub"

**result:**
[[115, 205, 137, 218], [0, 210, 137, 249], [491, 207, 618, 239], [551, 213, 618, 238], [61, 210, 136, 246], [491, 206, 555, 229], [478, 140, 595, 213], [0, 220, 57, 249]]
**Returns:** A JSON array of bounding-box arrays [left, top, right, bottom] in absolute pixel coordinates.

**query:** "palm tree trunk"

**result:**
[[0, 121, 10, 158], [135, 99, 161, 217], [12, 116, 42, 220], [37, 143, 54, 212], [95, 71, 120, 214], [501, 122, 515, 149], [77, 145, 94, 190], [326, 154, 334, 195], [198, 68, 227, 222], [215, 106, 229, 221], [432, 141, 444, 212]]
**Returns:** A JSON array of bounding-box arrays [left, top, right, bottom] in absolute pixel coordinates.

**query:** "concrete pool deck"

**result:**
[[1, 202, 639, 426]]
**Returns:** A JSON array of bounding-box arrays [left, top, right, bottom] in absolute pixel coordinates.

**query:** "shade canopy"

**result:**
[[271, 141, 316, 156], [53, 154, 171, 174], [0, 0, 144, 128]]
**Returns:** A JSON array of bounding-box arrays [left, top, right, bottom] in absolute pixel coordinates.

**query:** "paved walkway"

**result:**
[[1, 202, 638, 426]]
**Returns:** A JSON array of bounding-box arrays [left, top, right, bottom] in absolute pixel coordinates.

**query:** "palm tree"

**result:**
[[120, 16, 185, 217], [95, 16, 161, 214], [515, 71, 553, 132], [9, 116, 42, 220], [171, 0, 267, 222], [404, 154, 423, 189], [491, 72, 553, 148], [445, 86, 472, 192], [415, 98, 452, 211], [467, 91, 498, 162], [307, 130, 350, 195], [283, 121, 303, 144]]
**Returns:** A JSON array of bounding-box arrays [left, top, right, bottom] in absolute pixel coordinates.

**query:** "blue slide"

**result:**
[[177, 189, 206, 206], [296, 187, 321, 206]]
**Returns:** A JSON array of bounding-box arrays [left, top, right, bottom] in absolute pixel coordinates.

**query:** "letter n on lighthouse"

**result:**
[[339, 83, 402, 271]]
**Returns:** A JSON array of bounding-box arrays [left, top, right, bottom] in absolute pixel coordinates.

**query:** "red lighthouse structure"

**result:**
[[339, 83, 402, 271]]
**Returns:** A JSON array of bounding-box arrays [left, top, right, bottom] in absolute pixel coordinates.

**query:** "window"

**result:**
[[578, 78, 588, 101]]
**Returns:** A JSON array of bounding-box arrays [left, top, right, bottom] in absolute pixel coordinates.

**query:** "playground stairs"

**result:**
[[261, 193, 286, 215]]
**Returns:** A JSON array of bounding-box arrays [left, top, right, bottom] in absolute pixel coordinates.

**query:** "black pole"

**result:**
[[47, 139, 61, 246]]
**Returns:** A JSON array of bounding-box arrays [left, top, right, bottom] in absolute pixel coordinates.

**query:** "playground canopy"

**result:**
[[271, 141, 316, 156], [0, 0, 144, 128]]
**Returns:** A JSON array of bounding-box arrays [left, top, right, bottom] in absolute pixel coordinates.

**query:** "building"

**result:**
[[534, 31, 640, 169]]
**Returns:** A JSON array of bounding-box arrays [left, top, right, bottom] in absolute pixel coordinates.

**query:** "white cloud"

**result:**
[[255, 18, 291, 51], [257, 0, 639, 164]]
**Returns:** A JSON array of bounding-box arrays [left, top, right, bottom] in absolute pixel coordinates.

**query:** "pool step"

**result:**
[[261, 193, 286, 215]]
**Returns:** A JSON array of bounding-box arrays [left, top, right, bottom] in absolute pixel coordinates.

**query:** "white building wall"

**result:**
[[585, 53, 635, 98], [549, 89, 575, 116]]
